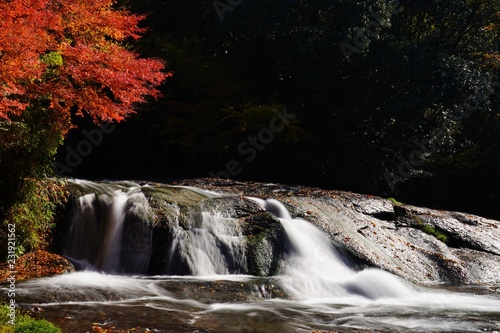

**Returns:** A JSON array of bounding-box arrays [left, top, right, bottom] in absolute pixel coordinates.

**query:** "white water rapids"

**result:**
[[250, 198, 414, 301], [4, 185, 500, 332]]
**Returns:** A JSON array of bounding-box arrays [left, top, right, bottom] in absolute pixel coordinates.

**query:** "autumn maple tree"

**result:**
[[0, 0, 169, 130], [0, 0, 169, 255]]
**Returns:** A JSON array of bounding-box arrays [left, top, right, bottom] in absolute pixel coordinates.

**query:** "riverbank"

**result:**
[[1, 178, 500, 332], [0, 250, 74, 282]]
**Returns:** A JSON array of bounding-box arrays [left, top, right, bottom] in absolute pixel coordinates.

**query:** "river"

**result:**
[[5, 181, 500, 332]]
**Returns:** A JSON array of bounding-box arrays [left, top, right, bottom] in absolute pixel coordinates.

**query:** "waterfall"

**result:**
[[64, 181, 246, 276], [13, 181, 500, 333], [168, 206, 247, 276], [253, 198, 414, 300], [100, 191, 128, 272], [64, 180, 413, 299], [63, 181, 153, 274]]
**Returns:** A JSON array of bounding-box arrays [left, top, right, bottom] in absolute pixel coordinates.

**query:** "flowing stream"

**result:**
[[4, 183, 500, 332]]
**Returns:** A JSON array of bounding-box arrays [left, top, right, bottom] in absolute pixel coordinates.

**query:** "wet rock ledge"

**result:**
[[3, 177, 500, 290], [172, 178, 500, 288]]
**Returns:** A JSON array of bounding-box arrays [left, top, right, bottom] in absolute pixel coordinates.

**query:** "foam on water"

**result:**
[[9, 271, 500, 332]]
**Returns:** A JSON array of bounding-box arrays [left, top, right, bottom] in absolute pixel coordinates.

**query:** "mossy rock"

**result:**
[[242, 212, 286, 276], [142, 186, 207, 207]]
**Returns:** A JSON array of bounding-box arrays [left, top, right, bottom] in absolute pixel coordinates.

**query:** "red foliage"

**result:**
[[0, 0, 169, 132]]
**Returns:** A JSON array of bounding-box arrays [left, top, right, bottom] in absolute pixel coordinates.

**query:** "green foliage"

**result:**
[[0, 305, 28, 328], [40, 52, 63, 67], [15, 320, 60, 333], [0, 304, 60, 333], [216, 103, 305, 154], [1, 104, 67, 258], [0, 105, 65, 201], [3, 178, 68, 257], [40, 52, 63, 80]]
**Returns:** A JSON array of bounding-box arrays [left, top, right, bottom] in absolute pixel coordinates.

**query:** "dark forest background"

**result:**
[[58, 0, 500, 219]]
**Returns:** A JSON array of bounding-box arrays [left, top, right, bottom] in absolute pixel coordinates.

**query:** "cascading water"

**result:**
[[12, 180, 499, 333], [169, 208, 247, 275], [253, 198, 414, 300], [63, 181, 153, 274], [64, 180, 246, 276], [100, 191, 128, 272]]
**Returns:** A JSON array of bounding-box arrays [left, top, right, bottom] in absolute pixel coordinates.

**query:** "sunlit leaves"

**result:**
[[0, 0, 169, 131]]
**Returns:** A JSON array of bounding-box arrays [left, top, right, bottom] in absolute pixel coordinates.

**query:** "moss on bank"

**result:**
[[388, 197, 404, 205], [0, 304, 60, 333], [420, 224, 449, 243], [413, 216, 450, 243]]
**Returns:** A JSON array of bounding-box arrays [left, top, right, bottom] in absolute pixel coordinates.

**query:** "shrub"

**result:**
[[15, 320, 60, 333], [0, 305, 60, 333], [1, 178, 69, 258]]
